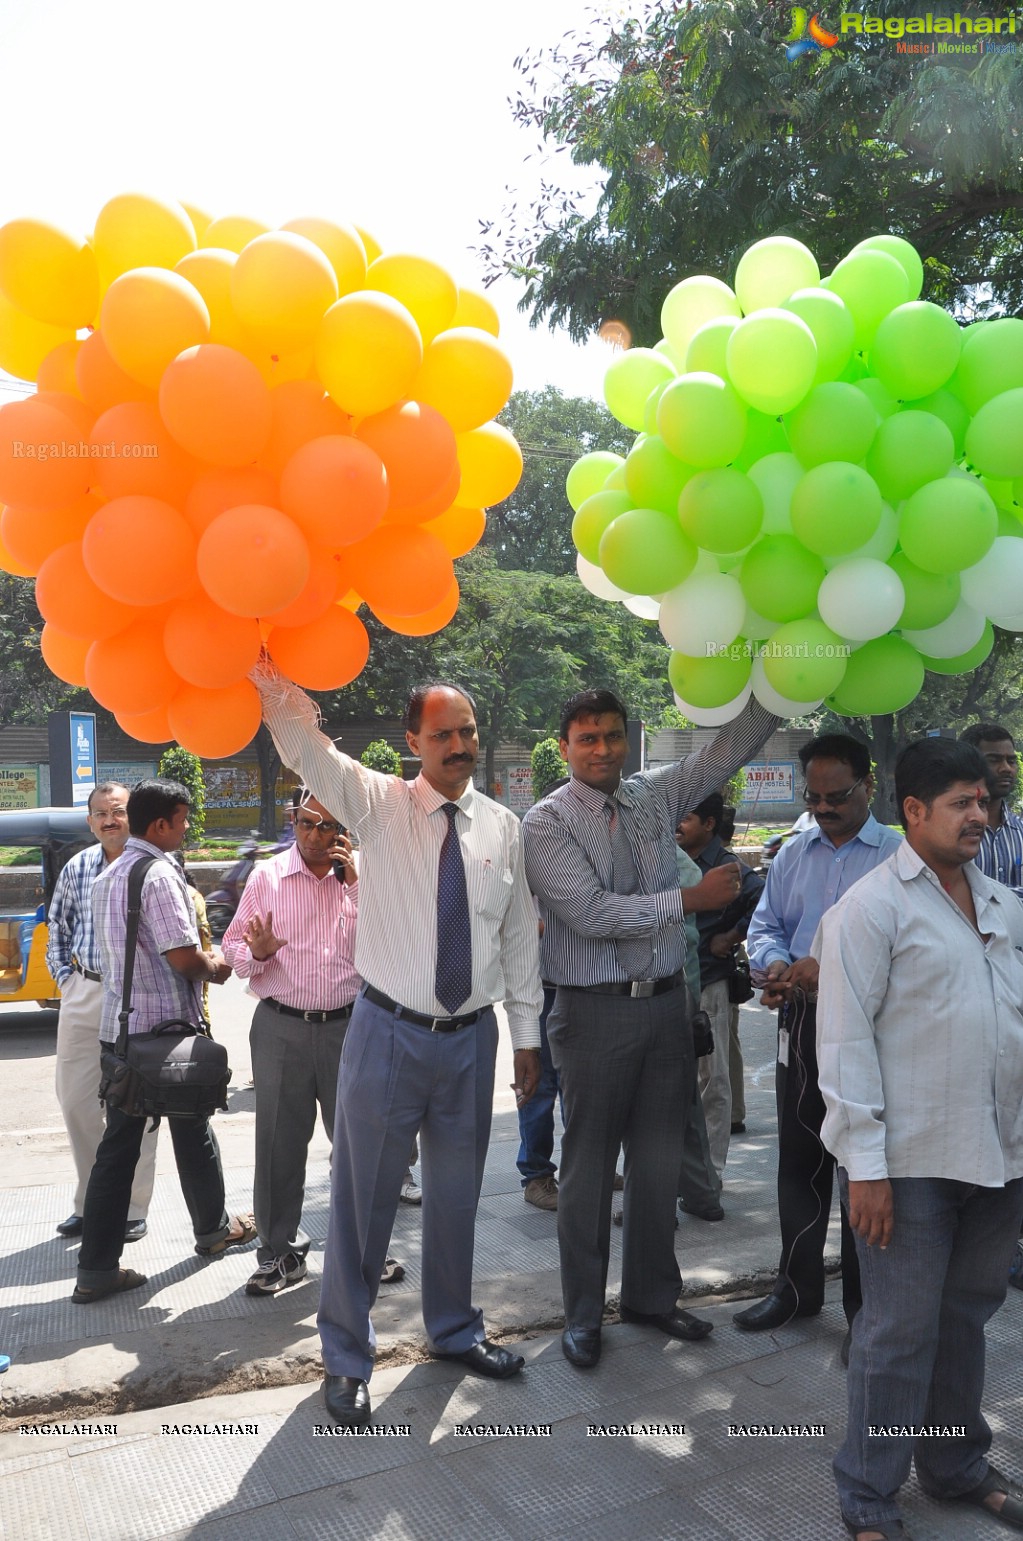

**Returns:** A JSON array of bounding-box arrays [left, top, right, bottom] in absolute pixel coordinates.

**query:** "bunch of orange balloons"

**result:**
[[0, 193, 523, 756]]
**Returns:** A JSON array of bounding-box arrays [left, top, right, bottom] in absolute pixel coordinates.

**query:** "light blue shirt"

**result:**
[[747, 813, 904, 972]]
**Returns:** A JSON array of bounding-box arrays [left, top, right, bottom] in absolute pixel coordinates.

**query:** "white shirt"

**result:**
[[256, 672, 542, 1049], [813, 841, 1023, 1186]]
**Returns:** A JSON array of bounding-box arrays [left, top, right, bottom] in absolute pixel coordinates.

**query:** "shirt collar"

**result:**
[[895, 838, 1004, 908], [569, 775, 623, 815], [804, 811, 887, 851], [125, 835, 176, 864], [282, 839, 333, 880], [414, 773, 476, 819]]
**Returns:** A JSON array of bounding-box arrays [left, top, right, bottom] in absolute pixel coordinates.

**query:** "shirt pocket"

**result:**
[[467, 859, 514, 920]]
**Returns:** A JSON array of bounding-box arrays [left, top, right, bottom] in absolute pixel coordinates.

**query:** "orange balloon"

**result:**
[[100, 267, 210, 388], [0, 397, 93, 511], [90, 402, 195, 503], [382, 460, 461, 526], [168, 678, 262, 757], [40, 623, 90, 685], [356, 400, 457, 512], [75, 330, 154, 413], [422, 505, 486, 558], [116, 702, 174, 745], [163, 593, 262, 687], [257, 379, 352, 480], [174, 248, 249, 351], [86, 615, 183, 714], [373, 577, 460, 636], [346, 525, 454, 616], [280, 217, 367, 296], [83, 496, 196, 605], [37, 339, 83, 397], [197, 504, 309, 617], [414, 327, 514, 431], [280, 435, 388, 548], [36, 542, 139, 637], [1, 492, 97, 570], [184, 466, 278, 535], [261, 551, 343, 628], [266, 604, 370, 690], [35, 390, 96, 441], [0, 523, 35, 576], [159, 344, 271, 466], [248, 346, 315, 388], [202, 215, 270, 254]]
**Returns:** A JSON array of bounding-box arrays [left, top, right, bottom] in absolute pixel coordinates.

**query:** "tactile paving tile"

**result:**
[[288, 1460, 520, 1541], [250, 1394, 429, 1496], [167, 1498, 301, 1541], [686, 1443, 849, 1539], [0, 1452, 90, 1540]]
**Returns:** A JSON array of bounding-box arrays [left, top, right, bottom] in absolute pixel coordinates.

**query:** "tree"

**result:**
[[486, 389, 632, 573], [480, 0, 1023, 342], [0, 574, 88, 725], [531, 737, 565, 800], [360, 739, 403, 776], [158, 746, 206, 847]]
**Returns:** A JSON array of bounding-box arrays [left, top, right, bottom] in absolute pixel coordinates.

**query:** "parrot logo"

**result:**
[[785, 8, 840, 59]]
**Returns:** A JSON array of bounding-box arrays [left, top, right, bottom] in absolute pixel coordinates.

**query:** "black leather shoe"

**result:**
[[678, 1198, 725, 1222], [435, 1339, 525, 1379], [56, 1214, 83, 1237], [124, 1219, 147, 1242], [562, 1326, 601, 1368], [733, 1293, 821, 1331], [620, 1304, 713, 1341], [323, 1375, 371, 1426]]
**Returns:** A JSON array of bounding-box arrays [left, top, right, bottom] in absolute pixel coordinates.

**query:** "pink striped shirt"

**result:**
[[221, 842, 360, 1011]]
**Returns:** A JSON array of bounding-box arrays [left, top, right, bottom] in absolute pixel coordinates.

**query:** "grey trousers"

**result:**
[[317, 992, 498, 1381], [249, 1000, 349, 1266], [547, 983, 693, 1327]]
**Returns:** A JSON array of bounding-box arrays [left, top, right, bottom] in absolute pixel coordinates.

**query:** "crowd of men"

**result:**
[[45, 681, 1023, 1538]]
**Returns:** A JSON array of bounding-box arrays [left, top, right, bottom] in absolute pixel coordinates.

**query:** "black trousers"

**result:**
[[773, 994, 861, 1324]]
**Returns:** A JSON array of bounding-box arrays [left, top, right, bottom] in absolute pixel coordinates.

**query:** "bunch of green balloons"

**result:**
[[569, 232, 1023, 723]]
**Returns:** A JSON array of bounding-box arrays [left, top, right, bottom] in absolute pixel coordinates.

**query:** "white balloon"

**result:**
[[961, 537, 1023, 617], [750, 653, 823, 717], [691, 547, 724, 576], [747, 452, 802, 534], [740, 599, 777, 641], [818, 558, 905, 641], [658, 572, 746, 654], [673, 684, 752, 726], [624, 594, 661, 620], [576, 553, 630, 603], [902, 599, 986, 658], [991, 612, 1023, 632], [821, 502, 899, 568]]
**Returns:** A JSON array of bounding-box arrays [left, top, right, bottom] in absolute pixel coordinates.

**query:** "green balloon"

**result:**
[[656, 372, 747, 469], [604, 465, 628, 491], [840, 355, 869, 384], [566, 451, 625, 513], [918, 621, 995, 676], [952, 318, 1023, 414], [572, 490, 633, 565], [761, 619, 847, 700], [734, 236, 820, 313], [668, 643, 751, 709], [911, 389, 969, 457], [899, 477, 998, 574], [964, 388, 1023, 480], [869, 301, 961, 402], [643, 380, 672, 433], [740, 535, 825, 622], [826, 635, 925, 715], [624, 436, 693, 516], [679, 467, 764, 553], [785, 383, 879, 469], [734, 410, 789, 471], [888, 551, 960, 629], [997, 507, 1023, 538], [782, 287, 855, 384], [603, 347, 677, 432], [726, 309, 818, 415], [685, 316, 739, 378], [791, 462, 882, 556], [599, 507, 697, 595], [851, 235, 924, 300], [823, 251, 909, 349], [866, 411, 954, 503]]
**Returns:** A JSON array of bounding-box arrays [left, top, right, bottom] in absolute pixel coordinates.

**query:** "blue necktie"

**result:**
[[436, 802, 472, 1013]]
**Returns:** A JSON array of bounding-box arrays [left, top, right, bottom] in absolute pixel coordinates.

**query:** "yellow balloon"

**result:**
[[315, 291, 422, 417], [414, 328, 513, 432], [175, 248, 248, 351], [250, 347, 315, 387], [0, 289, 75, 381], [452, 286, 500, 337], [281, 217, 367, 297], [231, 232, 338, 353], [0, 219, 99, 328], [100, 267, 210, 387], [181, 202, 213, 243], [92, 193, 196, 284], [455, 423, 522, 506], [366, 253, 458, 344], [354, 225, 382, 264], [203, 214, 270, 254]]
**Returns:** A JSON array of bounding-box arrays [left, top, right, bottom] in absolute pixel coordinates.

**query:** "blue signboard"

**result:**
[[70, 712, 96, 808]]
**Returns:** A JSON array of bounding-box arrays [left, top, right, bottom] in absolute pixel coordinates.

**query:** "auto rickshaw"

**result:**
[[0, 806, 93, 1007]]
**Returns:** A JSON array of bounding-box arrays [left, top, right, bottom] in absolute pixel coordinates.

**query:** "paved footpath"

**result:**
[[0, 987, 1018, 1537]]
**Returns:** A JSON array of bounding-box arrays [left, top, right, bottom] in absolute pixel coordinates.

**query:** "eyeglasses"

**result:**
[[295, 816, 342, 836], [802, 776, 865, 809]]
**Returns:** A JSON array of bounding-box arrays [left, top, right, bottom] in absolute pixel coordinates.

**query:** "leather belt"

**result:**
[[265, 997, 353, 1023], [362, 983, 482, 1032], [564, 975, 683, 1000], [72, 959, 102, 983]]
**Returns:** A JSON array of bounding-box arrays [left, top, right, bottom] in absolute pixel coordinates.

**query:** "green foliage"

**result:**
[[360, 738, 403, 776], [531, 737, 566, 800], [158, 746, 206, 847], [723, 767, 746, 808], [480, 0, 1023, 340], [0, 574, 87, 725]]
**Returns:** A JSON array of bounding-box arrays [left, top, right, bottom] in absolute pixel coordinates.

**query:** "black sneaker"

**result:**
[[245, 1252, 307, 1296]]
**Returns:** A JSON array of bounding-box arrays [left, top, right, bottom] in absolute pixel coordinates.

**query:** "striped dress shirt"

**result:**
[[46, 843, 106, 986], [221, 843, 361, 1011], [255, 672, 542, 1050], [975, 806, 1023, 902], [522, 701, 778, 987]]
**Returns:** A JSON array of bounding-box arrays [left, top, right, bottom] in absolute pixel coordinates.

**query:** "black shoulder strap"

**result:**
[[117, 856, 159, 1056]]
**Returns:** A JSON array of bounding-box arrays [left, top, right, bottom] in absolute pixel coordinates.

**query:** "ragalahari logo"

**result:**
[[785, 8, 840, 59]]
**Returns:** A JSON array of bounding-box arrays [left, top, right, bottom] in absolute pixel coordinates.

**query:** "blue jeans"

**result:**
[[835, 1170, 1023, 1531], [516, 987, 565, 1185]]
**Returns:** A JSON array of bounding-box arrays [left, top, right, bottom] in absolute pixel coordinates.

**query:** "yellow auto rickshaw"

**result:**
[[0, 806, 92, 1007]]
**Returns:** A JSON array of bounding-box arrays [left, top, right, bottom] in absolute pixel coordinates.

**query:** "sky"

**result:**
[[0, 0, 632, 400]]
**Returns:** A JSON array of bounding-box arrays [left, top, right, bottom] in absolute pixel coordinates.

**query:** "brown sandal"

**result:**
[[195, 1213, 257, 1257], [72, 1267, 147, 1304], [380, 1257, 405, 1284]]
